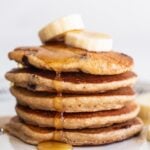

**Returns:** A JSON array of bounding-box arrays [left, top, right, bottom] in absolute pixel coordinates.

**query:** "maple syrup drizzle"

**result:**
[[53, 130, 64, 141], [31, 47, 73, 148], [54, 96, 64, 111], [53, 71, 64, 131], [53, 72, 63, 112], [37, 141, 72, 150], [54, 112, 64, 129]]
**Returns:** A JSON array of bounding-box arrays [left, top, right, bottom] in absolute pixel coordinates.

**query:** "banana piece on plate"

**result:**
[[39, 14, 84, 43], [147, 125, 150, 141], [65, 30, 112, 52], [137, 93, 150, 124]]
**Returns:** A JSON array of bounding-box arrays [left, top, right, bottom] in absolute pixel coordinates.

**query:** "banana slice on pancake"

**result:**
[[39, 14, 84, 43], [65, 30, 112, 52]]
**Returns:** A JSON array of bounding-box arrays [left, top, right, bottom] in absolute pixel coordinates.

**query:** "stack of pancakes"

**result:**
[[5, 42, 143, 146]]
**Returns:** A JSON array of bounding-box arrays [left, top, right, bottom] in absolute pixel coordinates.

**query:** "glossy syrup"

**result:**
[[53, 72, 64, 129], [37, 141, 72, 150], [37, 71, 72, 150]]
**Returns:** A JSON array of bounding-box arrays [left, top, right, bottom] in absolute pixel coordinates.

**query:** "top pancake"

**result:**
[[8, 42, 134, 75]]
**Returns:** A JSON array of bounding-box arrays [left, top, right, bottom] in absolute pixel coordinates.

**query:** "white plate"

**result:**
[[0, 80, 150, 150]]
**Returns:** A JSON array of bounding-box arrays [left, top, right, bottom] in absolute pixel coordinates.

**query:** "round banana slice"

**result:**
[[39, 14, 84, 43], [137, 93, 150, 124], [65, 30, 112, 52]]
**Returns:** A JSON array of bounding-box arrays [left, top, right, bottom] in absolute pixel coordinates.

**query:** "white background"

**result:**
[[0, 0, 150, 81]]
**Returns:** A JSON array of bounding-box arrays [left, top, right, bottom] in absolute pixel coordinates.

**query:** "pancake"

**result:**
[[11, 86, 135, 112], [8, 42, 133, 75], [16, 101, 140, 129], [6, 117, 143, 146], [5, 68, 137, 93]]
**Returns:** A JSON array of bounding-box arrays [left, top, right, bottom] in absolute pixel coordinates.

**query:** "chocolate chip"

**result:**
[[31, 74, 36, 79], [27, 83, 36, 90], [80, 53, 87, 59], [22, 56, 30, 66]]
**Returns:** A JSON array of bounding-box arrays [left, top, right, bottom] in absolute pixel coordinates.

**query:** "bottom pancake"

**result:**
[[16, 101, 140, 129], [6, 117, 143, 146]]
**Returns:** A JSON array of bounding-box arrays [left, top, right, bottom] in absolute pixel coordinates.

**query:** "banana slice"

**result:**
[[137, 93, 150, 124], [65, 30, 112, 52], [39, 14, 84, 43], [147, 125, 150, 141]]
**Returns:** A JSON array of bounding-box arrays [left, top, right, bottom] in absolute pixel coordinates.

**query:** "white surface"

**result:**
[[0, 0, 150, 81]]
